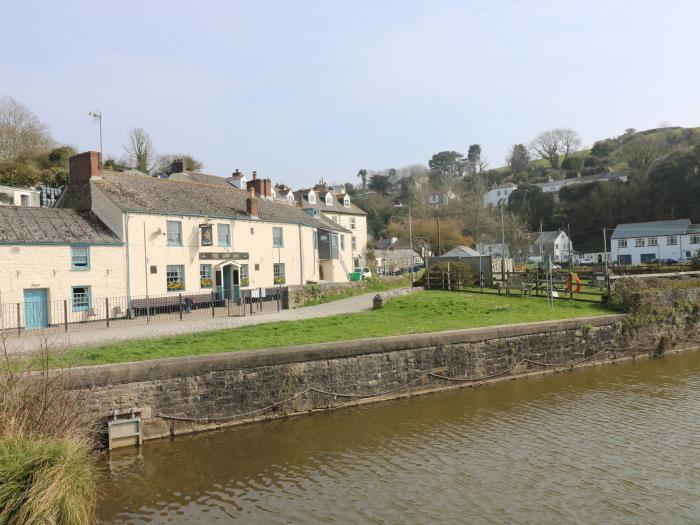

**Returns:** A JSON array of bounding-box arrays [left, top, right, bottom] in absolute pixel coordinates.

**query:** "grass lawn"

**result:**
[[44, 291, 614, 369]]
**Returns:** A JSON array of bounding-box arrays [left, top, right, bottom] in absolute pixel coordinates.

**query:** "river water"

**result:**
[[97, 351, 700, 524]]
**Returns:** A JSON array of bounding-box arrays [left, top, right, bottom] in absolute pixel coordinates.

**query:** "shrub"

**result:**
[[0, 436, 97, 525]]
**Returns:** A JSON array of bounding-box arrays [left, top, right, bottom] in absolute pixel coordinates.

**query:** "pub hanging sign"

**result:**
[[199, 223, 213, 246], [199, 252, 250, 260]]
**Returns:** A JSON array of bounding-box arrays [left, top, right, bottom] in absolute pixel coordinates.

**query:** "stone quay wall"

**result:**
[[72, 312, 699, 444]]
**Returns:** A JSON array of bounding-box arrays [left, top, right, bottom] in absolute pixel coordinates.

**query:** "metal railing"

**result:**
[[0, 286, 289, 336]]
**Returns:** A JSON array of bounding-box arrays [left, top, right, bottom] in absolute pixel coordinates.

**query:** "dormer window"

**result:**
[[308, 192, 316, 204], [325, 193, 333, 206], [343, 196, 350, 207], [287, 193, 294, 205]]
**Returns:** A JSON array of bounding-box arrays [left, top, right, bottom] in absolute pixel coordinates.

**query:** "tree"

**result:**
[[123, 128, 156, 173], [508, 184, 555, 231], [428, 151, 465, 177], [506, 144, 530, 173], [357, 168, 368, 188], [46, 146, 77, 169], [367, 173, 392, 195], [647, 147, 700, 221], [529, 128, 581, 169], [155, 154, 203, 175], [618, 136, 666, 172], [387, 216, 473, 259], [0, 96, 53, 160], [591, 139, 616, 159]]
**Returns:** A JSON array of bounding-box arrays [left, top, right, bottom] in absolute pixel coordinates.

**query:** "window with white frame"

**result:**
[[273, 262, 286, 284], [635, 238, 645, 247], [343, 196, 350, 207], [340, 235, 345, 250], [325, 193, 333, 206], [287, 193, 295, 205], [240, 264, 249, 286], [350, 217, 356, 230], [70, 245, 90, 270], [217, 223, 231, 247], [200, 264, 213, 288], [308, 192, 316, 204], [690, 235, 700, 244], [71, 286, 91, 312], [666, 236, 677, 246], [648, 237, 658, 246], [351, 236, 357, 251], [166, 264, 185, 291], [272, 227, 284, 248], [331, 216, 337, 223], [167, 221, 182, 245], [617, 239, 628, 248]]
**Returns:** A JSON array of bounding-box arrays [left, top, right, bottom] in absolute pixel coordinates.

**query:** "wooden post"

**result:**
[[250, 291, 254, 315], [105, 297, 110, 327], [63, 300, 68, 332], [211, 291, 215, 317], [258, 288, 262, 311], [16, 303, 21, 336], [146, 294, 150, 323], [179, 293, 183, 320], [226, 289, 231, 316]]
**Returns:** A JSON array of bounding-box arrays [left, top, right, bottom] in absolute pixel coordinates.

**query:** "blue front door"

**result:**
[[24, 289, 49, 329]]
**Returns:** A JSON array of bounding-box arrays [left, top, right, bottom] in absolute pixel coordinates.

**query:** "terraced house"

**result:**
[[55, 151, 354, 299]]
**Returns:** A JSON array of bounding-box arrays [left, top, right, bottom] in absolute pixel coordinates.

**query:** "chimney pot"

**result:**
[[171, 158, 186, 173], [252, 171, 257, 180]]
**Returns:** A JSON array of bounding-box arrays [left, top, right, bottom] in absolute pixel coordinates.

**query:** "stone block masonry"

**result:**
[[71, 313, 699, 445]]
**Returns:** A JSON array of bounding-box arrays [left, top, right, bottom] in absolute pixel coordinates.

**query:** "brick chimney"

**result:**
[[170, 158, 186, 173], [246, 171, 273, 200], [68, 151, 101, 182], [246, 187, 259, 218]]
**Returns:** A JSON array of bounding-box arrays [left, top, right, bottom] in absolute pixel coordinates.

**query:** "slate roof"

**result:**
[[293, 189, 367, 216], [168, 171, 232, 187], [535, 231, 564, 244], [0, 207, 121, 244], [611, 219, 692, 239], [92, 170, 348, 233], [441, 245, 480, 257]]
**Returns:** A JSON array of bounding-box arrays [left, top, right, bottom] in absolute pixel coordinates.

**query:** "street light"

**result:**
[[88, 111, 103, 168]]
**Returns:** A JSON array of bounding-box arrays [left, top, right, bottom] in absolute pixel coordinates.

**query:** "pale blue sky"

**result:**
[[3, 0, 699, 186]]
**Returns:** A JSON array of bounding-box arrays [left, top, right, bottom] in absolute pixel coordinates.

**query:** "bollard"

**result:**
[[105, 297, 110, 327], [373, 294, 383, 310], [63, 300, 68, 332]]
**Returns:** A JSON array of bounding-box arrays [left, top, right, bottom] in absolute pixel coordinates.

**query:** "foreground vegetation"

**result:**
[[0, 340, 99, 524], [50, 291, 611, 368]]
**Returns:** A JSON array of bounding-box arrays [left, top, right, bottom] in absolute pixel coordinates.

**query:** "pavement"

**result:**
[[4, 292, 382, 355]]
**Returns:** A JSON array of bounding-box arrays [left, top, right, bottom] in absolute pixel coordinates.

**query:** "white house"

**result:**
[[476, 242, 510, 258], [483, 183, 518, 208], [610, 219, 700, 265], [525, 230, 572, 263]]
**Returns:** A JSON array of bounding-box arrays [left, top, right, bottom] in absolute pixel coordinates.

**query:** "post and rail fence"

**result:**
[[0, 286, 289, 336]]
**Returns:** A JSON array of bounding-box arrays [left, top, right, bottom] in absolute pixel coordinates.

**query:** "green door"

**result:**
[[222, 267, 232, 300]]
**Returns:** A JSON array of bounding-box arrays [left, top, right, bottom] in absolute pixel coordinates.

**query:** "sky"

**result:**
[[2, 0, 700, 187]]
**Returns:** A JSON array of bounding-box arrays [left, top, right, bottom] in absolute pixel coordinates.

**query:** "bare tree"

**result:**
[[618, 136, 666, 172], [0, 96, 54, 160], [529, 128, 581, 169], [123, 127, 156, 173]]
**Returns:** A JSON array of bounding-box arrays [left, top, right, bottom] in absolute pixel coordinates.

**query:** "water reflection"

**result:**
[[98, 352, 700, 524]]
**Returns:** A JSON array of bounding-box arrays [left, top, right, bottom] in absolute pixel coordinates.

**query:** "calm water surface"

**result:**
[[97, 351, 700, 524]]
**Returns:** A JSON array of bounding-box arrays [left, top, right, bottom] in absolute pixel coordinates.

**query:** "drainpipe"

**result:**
[[124, 212, 132, 308], [298, 224, 304, 285]]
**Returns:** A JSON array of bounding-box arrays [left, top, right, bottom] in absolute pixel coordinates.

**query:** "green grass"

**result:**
[[46, 291, 613, 368]]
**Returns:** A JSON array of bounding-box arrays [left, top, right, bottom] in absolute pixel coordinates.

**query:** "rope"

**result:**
[[158, 340, 699, 424]]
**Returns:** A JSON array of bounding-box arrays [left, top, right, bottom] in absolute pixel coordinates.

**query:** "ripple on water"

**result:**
[[98, 351, 700, 524]]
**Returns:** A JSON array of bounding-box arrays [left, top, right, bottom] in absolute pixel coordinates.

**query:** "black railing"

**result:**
[[0, 286, 289, 335]]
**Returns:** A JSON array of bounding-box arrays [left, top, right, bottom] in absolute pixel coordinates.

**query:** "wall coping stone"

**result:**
[[68, 314, 626, 387]]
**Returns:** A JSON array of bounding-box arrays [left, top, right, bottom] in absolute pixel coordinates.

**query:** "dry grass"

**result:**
[[0, 329, 99, 525]]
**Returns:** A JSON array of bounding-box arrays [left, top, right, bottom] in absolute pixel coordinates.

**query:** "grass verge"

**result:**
[[49, 291, 612, 368], [296, 275, 412, 307]]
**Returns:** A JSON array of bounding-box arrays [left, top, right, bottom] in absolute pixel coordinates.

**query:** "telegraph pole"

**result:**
[[408, 204, 414, 285]]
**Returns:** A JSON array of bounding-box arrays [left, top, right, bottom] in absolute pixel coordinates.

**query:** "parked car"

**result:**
[[551, 264, 562, 270], [354, 267, 372, 279], [411, 264, 426, 273], [576, 258, 596, 265], [649, 258, 678, 265]]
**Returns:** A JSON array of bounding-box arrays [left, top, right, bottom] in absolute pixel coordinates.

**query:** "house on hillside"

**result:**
[[483, 183, 517, 208], [482, 172, 629, 208], [374, 238, 421, 274], [476, 242, 510, 258], [0, 184, 41, 207], [610, 219, 700, 265]]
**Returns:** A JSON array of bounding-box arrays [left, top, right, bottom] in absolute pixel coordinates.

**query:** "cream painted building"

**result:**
[[0, 207, 125, 329], [57, 152, 353, 304], [293, 186, 368, 268]]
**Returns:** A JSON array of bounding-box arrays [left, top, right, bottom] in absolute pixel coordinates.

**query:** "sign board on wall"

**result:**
[[199, 252, 250, 260]]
